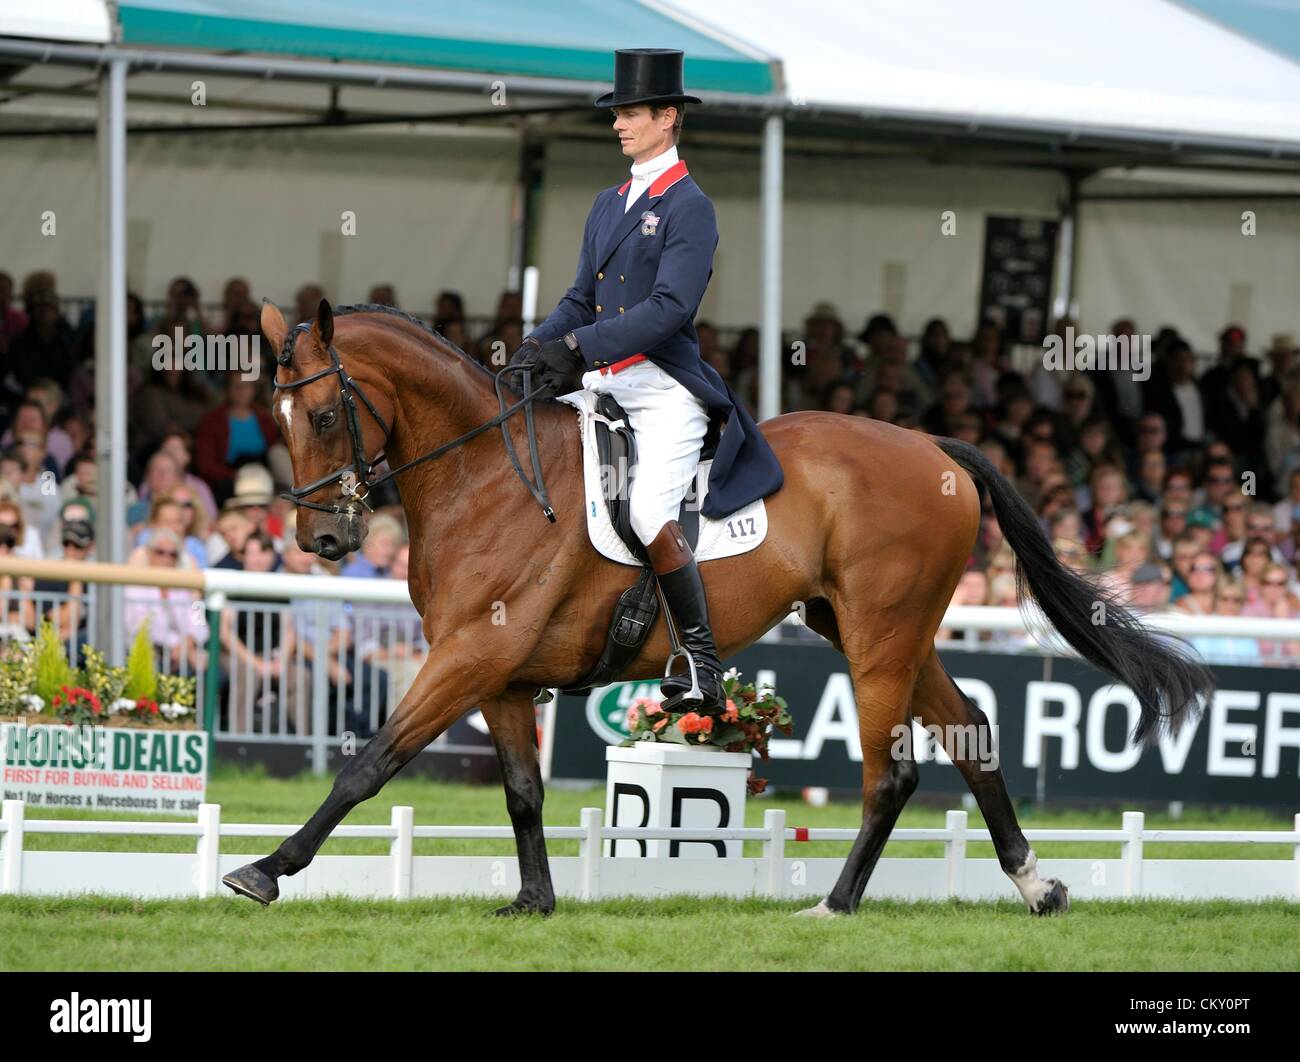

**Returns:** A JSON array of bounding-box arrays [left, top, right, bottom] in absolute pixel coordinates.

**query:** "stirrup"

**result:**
[[660, 645, 704, 712]]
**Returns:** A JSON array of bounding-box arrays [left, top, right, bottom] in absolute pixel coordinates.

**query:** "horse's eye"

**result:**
[[316, 409, 337, 430]]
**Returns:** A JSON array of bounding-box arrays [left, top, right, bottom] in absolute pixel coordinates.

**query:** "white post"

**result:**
[[539, 693, 557, 783], [196, 803, 221, 898], [945, 810, 968, 898], [1293, 813, 1300, 902], [391, 806, 414, 900], [310, 600, 330, 774], [95, 57, 129, 664], [1, 800, 24, 895], [763, 808, 786, 898], [1122, 811, 1144, 898], [579, 807, 601, 902], [758, 112, 784, 422]]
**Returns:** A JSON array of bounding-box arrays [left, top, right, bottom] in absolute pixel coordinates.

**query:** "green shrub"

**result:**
[[30, 620, 73, 704], [123, 620, 158, 701]]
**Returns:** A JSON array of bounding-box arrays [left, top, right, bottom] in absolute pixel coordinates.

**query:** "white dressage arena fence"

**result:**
[[2, 800, 1297, 904]]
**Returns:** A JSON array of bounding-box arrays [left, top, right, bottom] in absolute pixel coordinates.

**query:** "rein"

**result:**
[[273, 321, 556, 521]]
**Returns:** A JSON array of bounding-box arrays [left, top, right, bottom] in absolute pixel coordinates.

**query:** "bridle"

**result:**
[[272, 321, 556, 521]]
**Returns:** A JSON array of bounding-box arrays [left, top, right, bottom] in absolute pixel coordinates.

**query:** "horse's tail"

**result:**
[[936, 436, 1213, 743]]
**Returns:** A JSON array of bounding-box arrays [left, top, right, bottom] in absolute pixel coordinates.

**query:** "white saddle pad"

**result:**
[[557, 389, 768, 567]]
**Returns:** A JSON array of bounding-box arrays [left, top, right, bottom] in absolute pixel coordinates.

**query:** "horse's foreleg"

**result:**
[[481, 689, 554, 916], [223, 636, 495, 905]]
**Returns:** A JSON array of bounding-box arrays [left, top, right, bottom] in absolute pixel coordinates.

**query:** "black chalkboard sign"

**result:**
[[978, 216, 1058, 345]]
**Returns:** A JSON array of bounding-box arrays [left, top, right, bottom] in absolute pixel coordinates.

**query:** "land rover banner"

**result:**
[[551, 644, 1300, 808], [0, 724, 209, 815]]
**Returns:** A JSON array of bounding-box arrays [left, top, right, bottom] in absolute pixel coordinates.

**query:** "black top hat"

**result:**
[[595, 49, 702, 109]]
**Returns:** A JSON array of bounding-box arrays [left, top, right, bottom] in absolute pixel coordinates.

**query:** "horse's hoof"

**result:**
[[793, 898, 841, 919], [223, 863, 279, 906], [491, 897, 554, 918], [1030, 878, 1070, 916]]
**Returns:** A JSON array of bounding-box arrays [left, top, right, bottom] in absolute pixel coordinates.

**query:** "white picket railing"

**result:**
[[2, 800, 1297, 903]]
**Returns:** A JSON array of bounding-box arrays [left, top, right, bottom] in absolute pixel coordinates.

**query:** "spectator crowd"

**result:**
[[2, 266, 1298, 686]]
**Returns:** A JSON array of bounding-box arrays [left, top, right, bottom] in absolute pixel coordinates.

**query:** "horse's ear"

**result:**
[[313, 298, 334, 348], [260, 298, 288, 351]]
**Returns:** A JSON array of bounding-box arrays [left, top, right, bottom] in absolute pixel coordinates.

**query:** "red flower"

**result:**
[[678, 712, 713, 736], [722, 698, 739, 723], [52, 694, 63, 707]]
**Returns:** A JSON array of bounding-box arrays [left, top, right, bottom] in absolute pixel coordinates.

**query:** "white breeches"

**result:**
[[581, 359, 709, 546]]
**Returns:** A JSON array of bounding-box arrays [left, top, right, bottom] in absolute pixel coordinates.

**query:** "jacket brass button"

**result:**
[[597, 272, 604, 280], [618, 306, 625, 313], [619, 274, 625, 282], [596, 304, 603, 312]]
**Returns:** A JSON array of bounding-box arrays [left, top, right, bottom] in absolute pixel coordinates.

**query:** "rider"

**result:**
[[511, 48, 784, 709]]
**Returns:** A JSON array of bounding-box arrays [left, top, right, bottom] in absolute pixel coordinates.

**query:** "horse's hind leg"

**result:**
[[481, 688, 555, 916], [911, 650, 1069, 915], [797, 640, 921, 917]]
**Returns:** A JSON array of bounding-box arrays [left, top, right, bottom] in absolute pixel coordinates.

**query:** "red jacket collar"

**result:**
[[616, 159, 689, 197]]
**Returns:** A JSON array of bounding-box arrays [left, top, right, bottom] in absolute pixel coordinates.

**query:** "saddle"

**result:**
[[558, 393, 721, 697]]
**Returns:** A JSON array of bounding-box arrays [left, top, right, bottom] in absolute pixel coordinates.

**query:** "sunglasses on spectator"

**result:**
[[1265, 577, 1288, 587], [1162, 509, 1186, 519], [1207, 475, 1235, 485], [1219, 595, 1244, 604], [1192, 564, 1218, 573], [150, 547, 179, 559]]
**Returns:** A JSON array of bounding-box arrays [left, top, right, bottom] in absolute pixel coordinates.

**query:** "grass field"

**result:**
[[1, 766, 1296, 971]]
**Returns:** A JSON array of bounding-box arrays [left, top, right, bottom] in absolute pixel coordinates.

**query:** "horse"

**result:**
[[223, 299, 1213, 916]]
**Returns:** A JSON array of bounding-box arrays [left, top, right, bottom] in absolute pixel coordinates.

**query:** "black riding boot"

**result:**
[[648, 521, 725, 710]]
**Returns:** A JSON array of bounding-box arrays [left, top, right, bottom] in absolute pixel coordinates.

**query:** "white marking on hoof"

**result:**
[[794, 898, 840, 918], [1008, 850, 1053, 912]]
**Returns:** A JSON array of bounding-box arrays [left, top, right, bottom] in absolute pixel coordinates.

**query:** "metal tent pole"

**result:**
[[758, 112, 784, 422], [95, 57, 128, 665]]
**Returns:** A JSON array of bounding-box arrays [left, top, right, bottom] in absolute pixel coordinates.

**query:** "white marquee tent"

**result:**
[[4, 0, 1300, 658]]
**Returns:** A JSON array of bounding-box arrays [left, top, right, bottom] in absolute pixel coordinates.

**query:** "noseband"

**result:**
[[273, 321, 555, 521]]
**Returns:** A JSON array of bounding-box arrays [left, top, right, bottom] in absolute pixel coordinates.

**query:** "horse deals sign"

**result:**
[[552, 645, 1300, 808], [0, 724, 208, 815]]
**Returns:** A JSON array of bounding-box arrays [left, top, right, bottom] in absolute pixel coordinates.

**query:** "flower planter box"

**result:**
[[604, 743, 752, 858], [1, 721, 209, 815]]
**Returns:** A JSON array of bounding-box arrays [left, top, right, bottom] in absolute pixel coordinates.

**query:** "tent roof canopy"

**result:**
[[115, 0, 776, 96], [0, 0, 110, 43], [4, 0, 1300, 168], [1178, 0, 1300, 68], [671, 0, 1300, 156]]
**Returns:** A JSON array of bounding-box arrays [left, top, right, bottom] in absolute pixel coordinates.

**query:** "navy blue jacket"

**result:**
[[530, 160, 783, 519]]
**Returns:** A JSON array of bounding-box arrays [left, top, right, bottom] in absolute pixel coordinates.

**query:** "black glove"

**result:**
[[507, 336, 541, 370], [536, 336, 585, 395]]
